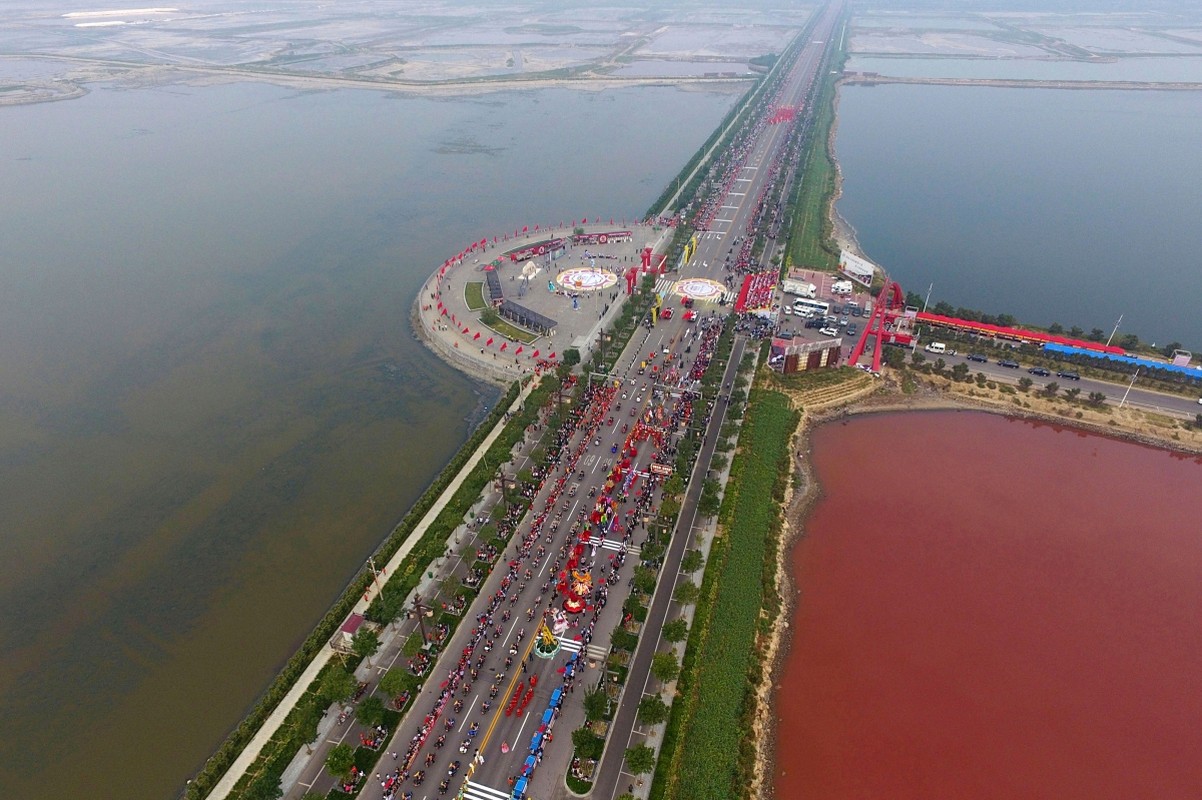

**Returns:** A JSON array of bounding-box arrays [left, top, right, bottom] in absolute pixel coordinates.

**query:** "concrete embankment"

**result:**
[[841, 74, 1202, 91]]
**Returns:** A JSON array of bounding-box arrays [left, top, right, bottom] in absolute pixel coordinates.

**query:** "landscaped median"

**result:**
[[650, 386, 798, 800]]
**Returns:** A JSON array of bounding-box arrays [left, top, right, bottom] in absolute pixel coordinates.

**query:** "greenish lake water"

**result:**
[[0, 80, 738, 798]]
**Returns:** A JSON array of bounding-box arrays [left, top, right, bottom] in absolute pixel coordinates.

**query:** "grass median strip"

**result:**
[[652, 388, 798, 800]]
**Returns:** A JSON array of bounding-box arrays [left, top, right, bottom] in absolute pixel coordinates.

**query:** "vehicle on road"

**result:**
[[924, 342, 947, 355], [793, 298, 830, 317], [660, 308, 673, 320], [999, 359, 1021, 368], [1056, 370, 1080, 380], [1029, 367, 1051, 377], [783, 278, 817, 299], [967, 353, 988, 363]]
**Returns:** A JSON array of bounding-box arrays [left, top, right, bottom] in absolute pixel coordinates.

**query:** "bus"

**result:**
[[793, 298, 830, 316]]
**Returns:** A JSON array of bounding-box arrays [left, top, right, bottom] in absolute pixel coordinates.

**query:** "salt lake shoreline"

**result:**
[[753, 378, 1202, 799]]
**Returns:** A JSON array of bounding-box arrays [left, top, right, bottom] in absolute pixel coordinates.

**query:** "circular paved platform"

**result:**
[[556, 267, 618, 292], [672, 277, 726, 302]]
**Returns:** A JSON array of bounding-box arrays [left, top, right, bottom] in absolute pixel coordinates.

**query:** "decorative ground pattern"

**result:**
[[556, 267, 618, 292]]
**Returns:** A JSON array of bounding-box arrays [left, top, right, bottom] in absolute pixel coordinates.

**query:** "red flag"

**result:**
[[501, 343, 507, 351], [549, 352, 556, 359], [522, 225, 529, 233], [515, 346, 523, 354], [532, 350, 540, 358], [441, 308, 448, 316], [486, 337, 494, 345], [534, 224, 540, 231], [473, 332, 481, 340]]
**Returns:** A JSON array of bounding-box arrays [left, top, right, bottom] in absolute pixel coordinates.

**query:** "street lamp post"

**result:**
[[411, 595, 433, 644], [1118, 367, 1140, 409]]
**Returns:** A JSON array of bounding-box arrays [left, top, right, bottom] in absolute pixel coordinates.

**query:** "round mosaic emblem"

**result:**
[[673, 278, 725, 300], [556, 267, 618, 291]]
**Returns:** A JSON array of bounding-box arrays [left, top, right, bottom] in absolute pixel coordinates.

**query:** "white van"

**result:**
[[924, 342, 947, 354]]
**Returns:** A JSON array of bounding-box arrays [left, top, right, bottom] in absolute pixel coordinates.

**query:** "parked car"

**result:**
[[804, 318, 822, 329], [1028, 367, 1051, 377], [999, 359, 1021, 368], [846, 324, 858, 336], [1056, 370, 1080, 380], [967, 353, 988, 363], [819, 326, 839, 337]]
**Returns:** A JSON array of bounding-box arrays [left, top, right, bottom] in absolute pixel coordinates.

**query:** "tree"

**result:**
[[1048, 322, 1064, 334], [351, 627, 381, 666], [883, 346, 905, 369], [1087, 391, 1107, 407], [584, 687, 609, 721], [651, 651, 680, 683], [637, 695, 670, 726], [697, 485, 721, 517], [379, 668, 410, 701], [1017, 377, 1033, 392], [1088, 328, 1105, 342], [572, 727, 604, 759], [932, 357, 946, 374], [673, 581, 699, 605], [1118, 333, 1140, 350], [293, 701, 324, 754], [562, 347, 581, 367], [633, 566, 657, 595], [680, 550, 704, 573], [356, 695, 386, 728], [375, 589, 407, 630], [662, 618, 689, 643], [624, 743, 656, 775], [1161, 341, 1184, 358], [950, 362, 970, 382], [319, 666, 357, 704], [1069, 325, 1084, 338], [480, 306, 500, 326], [1042, 381, 1060, 397], [910, 351, 926, 367], [1064, 387, 1082, 401], [325, 743, 356, 781], [932, 300, 955, 316]]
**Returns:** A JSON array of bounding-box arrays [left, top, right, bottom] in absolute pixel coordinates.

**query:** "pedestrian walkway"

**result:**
[[557, 639, 609, 660], [592, 537, 640, 556], [462, 778, 511, 800]]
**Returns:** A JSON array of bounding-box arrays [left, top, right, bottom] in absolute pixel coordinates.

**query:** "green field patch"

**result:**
[[465, 281, 486, 311], [484, 318, 539, 345]]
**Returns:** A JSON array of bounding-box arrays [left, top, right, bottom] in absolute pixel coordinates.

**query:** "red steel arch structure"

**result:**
[[847, 279, 913, 372]]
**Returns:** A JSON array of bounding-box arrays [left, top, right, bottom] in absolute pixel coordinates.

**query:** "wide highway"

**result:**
[[287, 5, 846, 800]]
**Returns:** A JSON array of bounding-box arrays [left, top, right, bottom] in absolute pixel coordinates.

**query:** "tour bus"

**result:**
[[793, 298, 830, 317]]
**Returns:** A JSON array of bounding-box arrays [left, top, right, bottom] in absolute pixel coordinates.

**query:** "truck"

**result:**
[[831, 279, 854, 295], [782, 279, 817, 299]]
